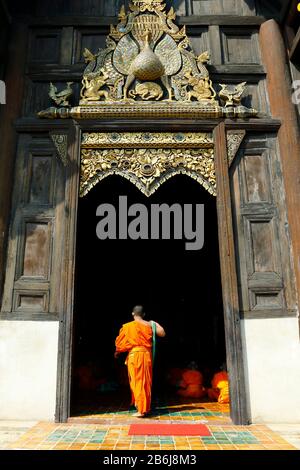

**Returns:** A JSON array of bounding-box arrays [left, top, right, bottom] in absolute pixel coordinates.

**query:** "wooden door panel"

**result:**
[[243, 153, 271, 203], [220, 27, 261, 64], [20, 220, 52, 279], [13, 290, 49, 313], [246, 218, 281, 276], [1, 133, 67, 319], [29, 29, 62, 65], [231, 135, 296, 318], [28, 154, 54, 205]]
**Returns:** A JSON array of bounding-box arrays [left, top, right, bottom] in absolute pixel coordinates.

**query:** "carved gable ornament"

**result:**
[[38, 0, 258, 120]]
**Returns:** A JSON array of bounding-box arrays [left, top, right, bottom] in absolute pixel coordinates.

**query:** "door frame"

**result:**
[[55, 119, 250, 425]]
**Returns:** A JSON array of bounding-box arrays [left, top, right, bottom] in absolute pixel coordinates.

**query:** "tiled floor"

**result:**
[[69, 396, 230, 425], [4, 401, 297, 450], [0, 421, 37, 450], [269, 424, 300, 450]]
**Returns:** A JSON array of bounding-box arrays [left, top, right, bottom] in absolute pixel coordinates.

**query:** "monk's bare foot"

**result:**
[[133, 412, 145, 418]]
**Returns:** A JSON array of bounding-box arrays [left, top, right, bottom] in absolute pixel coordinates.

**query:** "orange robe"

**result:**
[[177, 370, 206, 398], [208, 371, 230, 404], [115, 321, 153, 415]]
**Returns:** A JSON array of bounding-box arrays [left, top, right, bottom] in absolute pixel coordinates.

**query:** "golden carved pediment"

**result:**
[[38, 0, 258, 120], [80, 132, 216, 197]]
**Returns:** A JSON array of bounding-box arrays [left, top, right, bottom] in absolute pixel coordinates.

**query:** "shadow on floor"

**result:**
[[71, 389, 229, 419]]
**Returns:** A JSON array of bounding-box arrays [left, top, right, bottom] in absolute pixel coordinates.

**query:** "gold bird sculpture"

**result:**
[[49, 82, 74, 107], [219, 82, 247, 107]]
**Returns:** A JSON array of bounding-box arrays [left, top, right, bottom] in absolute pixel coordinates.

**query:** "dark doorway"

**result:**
[[70, 175, 226, 416]]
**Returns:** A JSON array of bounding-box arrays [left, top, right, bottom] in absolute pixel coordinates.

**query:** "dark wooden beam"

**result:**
[[224, 118, 281, 131], [241, 308, 298, 319], [214, 122, 250, 425], [210, 65, 265, 75], [179, 15, 270, 26], [14, 117, 281, 134], [0, 313, 59, 321], [27, 63, 266, 83], [27, 15, 272, 28], [55, 122, 81, 423], [29, 17, 117, 27]]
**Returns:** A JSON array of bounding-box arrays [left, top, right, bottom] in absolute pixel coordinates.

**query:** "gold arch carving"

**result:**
[[80, 165, 216, 198], [80, 132, 216, 197]]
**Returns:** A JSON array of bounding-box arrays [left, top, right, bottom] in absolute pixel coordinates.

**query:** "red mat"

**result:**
[[129, 424, 211, 436]]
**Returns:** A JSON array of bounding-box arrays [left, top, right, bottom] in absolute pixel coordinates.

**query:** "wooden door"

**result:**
[[1, 132, 66, 319], [230, 133, 297, 320]]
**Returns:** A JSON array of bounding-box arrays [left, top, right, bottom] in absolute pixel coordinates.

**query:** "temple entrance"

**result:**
[[70, 174, 227, 419]]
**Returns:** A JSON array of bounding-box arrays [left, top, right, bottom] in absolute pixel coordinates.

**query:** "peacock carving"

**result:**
[[38, 1, 258, 119], [113, 30, 182, 100], [78, 1, 218, 103]]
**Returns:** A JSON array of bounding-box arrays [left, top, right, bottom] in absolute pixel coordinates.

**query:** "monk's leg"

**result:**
[[127, 351, 152, 416]]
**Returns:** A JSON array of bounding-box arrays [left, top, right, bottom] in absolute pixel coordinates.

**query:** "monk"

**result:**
[[115, 305, 166, 417], [207, 371, 230, 404], [177, 362, 206, 399]]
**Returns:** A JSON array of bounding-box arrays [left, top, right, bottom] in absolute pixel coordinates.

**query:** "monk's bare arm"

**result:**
[[155, 322, 166, 337]]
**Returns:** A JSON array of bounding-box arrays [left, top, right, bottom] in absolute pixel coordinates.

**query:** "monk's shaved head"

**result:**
[[132, 305, 146, 318]]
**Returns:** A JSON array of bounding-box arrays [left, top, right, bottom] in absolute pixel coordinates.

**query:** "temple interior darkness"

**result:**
[[71, 175, 226, 414]]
